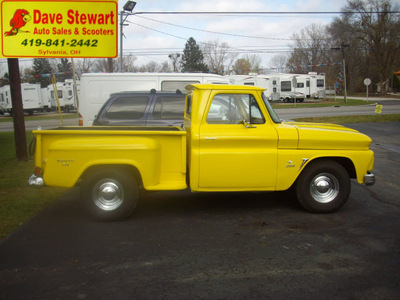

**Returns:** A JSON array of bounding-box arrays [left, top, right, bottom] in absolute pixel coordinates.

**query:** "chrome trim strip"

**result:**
[[298, 158, 309, 171]]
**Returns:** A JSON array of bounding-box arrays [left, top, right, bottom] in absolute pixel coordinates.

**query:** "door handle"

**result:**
[[204, 137, 217, 140]]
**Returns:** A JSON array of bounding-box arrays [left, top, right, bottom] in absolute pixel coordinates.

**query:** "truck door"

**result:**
[[198, 92, 278, 190]]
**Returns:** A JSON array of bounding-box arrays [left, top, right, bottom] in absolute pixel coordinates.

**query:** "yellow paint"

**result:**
[[1, 0, 117, 58]]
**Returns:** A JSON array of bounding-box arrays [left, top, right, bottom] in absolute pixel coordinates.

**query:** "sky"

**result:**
[[1, 0, 400, 73], [118, 0, 354, 69]]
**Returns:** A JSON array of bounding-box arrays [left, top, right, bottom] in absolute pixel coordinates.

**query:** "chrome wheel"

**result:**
[[310, 173, 339, 203], [296, 160, 351, 213], [92, 179, 124, 211]]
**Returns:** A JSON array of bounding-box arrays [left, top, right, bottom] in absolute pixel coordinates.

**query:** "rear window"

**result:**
[[153, 95, 185, 119], [105, 96, 149, 120]]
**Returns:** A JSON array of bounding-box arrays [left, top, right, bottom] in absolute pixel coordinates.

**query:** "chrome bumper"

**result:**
[[364, 172, 375, 186], [28, 174, 44, 187]]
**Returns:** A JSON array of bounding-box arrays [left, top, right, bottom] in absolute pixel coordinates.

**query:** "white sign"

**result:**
[[364, 78, 371, 86]]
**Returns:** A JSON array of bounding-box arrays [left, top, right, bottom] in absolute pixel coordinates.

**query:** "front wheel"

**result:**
[[296, 160, 350, 213], [81, 168, 139, 221]]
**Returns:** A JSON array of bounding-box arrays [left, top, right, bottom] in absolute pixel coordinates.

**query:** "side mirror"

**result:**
[[241, 119, 257, 128]]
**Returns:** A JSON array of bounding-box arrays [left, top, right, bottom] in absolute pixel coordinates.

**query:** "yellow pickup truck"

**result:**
[[29, 84, 375, 220]]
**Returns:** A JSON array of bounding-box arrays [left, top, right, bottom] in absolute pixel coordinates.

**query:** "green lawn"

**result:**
[[0, 131, 67, 240], [292, 114, 400, 124], [272, 98, 370, 109]]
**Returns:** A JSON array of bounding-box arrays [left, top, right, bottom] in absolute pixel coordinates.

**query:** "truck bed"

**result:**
[[33, 126, 187, 190]]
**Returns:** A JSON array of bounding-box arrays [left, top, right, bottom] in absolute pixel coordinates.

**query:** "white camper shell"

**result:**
[[78, 73, 231, 126]]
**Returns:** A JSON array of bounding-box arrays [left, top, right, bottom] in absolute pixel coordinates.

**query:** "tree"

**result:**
[[159, 61, 171, 72], [181, 37, 209, 73], [74, 58, 96, 77], [287, 23, 332, 74], [93, 58, 119, 73], [269, 54, 289, 73], [232, 54, 263, 75], [168, 53, 181, 72], [340, 0, 400, 92], [233, 58, 251, 75], [32, 58, 53, 87], [201, 40, 238, 75], [57, 58, 72, 82]]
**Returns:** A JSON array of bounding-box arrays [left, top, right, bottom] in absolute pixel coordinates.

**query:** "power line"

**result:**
[[133, 15, 295, 41], [131, 11, 400, 15]]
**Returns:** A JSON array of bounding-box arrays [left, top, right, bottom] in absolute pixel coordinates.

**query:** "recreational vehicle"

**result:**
[[0, 83, 42, 115], [227, 74, 305, 102], [78, 73, 231, 126], [309, 73, 326, 99], [0, 85, 11, 114], [49, 82, 76, 112]]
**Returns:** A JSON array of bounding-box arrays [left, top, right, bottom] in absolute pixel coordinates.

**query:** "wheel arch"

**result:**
[[78, 164, 143, 189], [302, 157, 356, 179]]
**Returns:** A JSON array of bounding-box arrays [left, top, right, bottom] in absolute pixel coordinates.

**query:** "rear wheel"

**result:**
[[296, 160, 350, 213], [81, 168, 138, 221]]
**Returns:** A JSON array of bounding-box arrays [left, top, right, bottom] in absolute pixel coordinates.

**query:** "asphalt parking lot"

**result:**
[[0, 122, 399, 299]]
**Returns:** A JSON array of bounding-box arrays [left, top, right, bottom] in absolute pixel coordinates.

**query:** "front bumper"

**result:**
[[28, 174, 44, 187], [364, 172, 375, 186]]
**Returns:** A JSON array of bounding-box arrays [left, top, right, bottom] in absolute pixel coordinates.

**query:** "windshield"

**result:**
[[261, 93, 281, 123]]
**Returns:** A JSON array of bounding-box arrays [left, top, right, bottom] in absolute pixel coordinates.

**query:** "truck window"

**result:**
[[153, 96, 185, 119], [161, 80, 200, 92], [317, 79, 325, 88], [206, 94, 265, 125], [297, 83, 304, 88], [105, 96, 149, 120]]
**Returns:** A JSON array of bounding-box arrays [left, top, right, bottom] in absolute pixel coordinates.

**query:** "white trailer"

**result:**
[[227, 74, 305, 102], [0, 85, 11, 114], [79, 72, 231, 126], [0, 83, 42, 115], [64, 79, 80, 109], [49, 82, 67, 112], [292, 74, 311, 98], [41, 87, 51, 111], [308, 73, 326, 99]]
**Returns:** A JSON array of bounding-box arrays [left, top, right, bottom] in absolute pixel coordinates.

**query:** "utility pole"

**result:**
[[331, 44, 350, 103], [7, 58, 27, 161], [169, 53, 181, 72], [119, 1, 137, 72]]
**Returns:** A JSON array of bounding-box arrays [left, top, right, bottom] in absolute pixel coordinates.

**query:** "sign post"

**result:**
[[364, 78, 371, 101]]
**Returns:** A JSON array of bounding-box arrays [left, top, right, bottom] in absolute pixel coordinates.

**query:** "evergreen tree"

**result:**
[[57, 58, 72, 82], [181, 37, 209, 73], [32, 58, 53, 87]]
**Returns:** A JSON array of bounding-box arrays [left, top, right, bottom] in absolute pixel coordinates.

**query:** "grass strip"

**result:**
[[0, 131, 67, 240], [292, 114, 400, 124]]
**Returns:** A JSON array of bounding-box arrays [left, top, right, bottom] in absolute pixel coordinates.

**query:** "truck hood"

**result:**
[[284, 121, 372, 150]]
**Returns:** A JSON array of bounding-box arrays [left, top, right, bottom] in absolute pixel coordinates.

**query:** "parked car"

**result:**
[[92, 89, 186, 126], [80, 72, 230, 126]]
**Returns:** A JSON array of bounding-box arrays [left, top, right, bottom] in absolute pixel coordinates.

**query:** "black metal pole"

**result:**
[[7, 58, 28, 161]]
